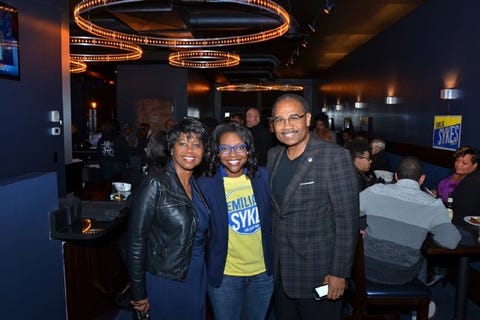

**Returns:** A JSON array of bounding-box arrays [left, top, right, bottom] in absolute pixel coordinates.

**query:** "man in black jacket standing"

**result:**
[[267, 94, 358, 320], [245, 107, 272, 166]]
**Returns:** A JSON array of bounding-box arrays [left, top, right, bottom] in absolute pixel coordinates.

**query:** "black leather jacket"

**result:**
[[127, 165, 206, 301]]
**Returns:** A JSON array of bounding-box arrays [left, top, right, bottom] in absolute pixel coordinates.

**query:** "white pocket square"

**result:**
[[299, 181, 314, 186]]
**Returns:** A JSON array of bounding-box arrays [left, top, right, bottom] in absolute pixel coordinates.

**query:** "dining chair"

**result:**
[[346, 235, 431, 320]]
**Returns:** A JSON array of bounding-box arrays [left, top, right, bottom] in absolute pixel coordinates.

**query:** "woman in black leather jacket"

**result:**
[[127, 118, 210, 319]]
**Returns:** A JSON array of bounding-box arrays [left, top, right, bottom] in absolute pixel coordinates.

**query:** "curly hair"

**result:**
[[205, 122, 257, 178]]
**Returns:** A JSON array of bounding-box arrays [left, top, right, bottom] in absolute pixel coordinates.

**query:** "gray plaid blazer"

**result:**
[[267, 135, 359, 299]]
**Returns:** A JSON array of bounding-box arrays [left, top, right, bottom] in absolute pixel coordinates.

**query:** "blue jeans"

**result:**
[[208, 272, 274, 320]]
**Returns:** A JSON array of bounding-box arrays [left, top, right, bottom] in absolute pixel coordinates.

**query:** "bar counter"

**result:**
[[55, 181, 131, 320]]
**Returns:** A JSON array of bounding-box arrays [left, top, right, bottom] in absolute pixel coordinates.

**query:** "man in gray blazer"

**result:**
[[267, 94, 359, 319]]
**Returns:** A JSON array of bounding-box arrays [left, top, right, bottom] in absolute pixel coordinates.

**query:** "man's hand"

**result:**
[[323, 275, 346, 300]]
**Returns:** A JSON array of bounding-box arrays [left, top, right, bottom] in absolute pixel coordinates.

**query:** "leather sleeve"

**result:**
[[127, 175, 161, 301]]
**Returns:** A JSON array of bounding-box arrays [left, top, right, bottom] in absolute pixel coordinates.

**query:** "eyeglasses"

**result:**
[[218, 143, 247, 155], [271, 114, 305, 126], [358, 156, 372, 161]]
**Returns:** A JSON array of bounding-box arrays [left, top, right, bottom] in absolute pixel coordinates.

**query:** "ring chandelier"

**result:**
[[216, 83, 303, 92], [70, 36, 143, 62], [73, 0, 290, 48], [70, 59, 87, 73], [169, 50, 240, 68]]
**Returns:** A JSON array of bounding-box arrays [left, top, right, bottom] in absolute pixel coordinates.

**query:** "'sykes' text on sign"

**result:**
[[433, 115, 462, 151]]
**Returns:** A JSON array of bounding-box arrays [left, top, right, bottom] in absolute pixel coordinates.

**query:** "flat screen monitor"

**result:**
[[0, 1, 19, 80]]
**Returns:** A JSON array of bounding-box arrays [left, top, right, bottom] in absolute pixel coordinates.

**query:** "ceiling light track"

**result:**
[[74, 0, 290, 48]]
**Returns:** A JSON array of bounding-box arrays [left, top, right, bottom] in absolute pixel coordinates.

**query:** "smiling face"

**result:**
[[272, 97, 311, 148], [218, 132, 248, 177], [171, 132, 204, 174], [455, 154, 478, 176]]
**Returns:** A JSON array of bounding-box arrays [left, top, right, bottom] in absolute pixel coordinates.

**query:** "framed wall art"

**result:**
[[0, 1, 20, 80]]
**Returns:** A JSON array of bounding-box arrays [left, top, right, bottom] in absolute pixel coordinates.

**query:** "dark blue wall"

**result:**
[[0, 172, 65, 318], [318, 0, 479, 150], [0, 0, 67, 192]]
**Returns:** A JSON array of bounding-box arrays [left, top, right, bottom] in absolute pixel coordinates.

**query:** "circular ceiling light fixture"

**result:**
[[217, 84, 272, 92], [70, 36, 143, 62], [74, 0, 290, 48], [70, 59, 87, 73], [217, 83, 303, 92], [169, 50, 240, 68], [268, 84, 304, 91]]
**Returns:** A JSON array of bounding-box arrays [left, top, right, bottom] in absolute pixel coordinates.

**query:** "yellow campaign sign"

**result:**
[[433, 115, 462, 151]]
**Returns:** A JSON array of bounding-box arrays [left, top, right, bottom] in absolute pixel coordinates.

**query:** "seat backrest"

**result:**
[[350, 234, 368, 316], [349, 235, 430, 320]]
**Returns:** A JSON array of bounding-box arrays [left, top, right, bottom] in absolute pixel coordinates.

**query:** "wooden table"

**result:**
[[422, 219, 480, 320]]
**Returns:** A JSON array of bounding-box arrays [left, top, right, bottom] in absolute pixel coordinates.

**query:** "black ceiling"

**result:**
[[69, 0, 425, 84]]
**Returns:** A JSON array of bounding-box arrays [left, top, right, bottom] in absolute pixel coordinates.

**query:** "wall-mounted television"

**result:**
[[0, 1, 19, 80]]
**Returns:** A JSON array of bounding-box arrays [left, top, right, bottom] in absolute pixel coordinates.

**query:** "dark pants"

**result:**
[[274, 278, 341, 320]]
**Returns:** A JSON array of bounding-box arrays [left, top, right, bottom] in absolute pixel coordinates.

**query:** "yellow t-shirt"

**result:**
[[223, 175, 266, 276]]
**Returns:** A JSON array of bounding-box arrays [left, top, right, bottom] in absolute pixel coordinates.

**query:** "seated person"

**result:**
[[437, 146, 479, 208], [369, 138, 392, 172], [359, 156, 461, 285], [427, 147, 480, 286], [346, 138, 374, 192]]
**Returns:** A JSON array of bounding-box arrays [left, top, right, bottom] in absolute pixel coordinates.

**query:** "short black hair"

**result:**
[[165, 117, 209, 153], [205, 122, 257, 178], [313, 113, 329, 127], [271, 94, 310, 115], [164, 117, 209, 176], [346, 138, 370, 161], [397, 156, 423, 181]]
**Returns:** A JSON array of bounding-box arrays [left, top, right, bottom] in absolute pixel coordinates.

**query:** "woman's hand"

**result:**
[[131, 297, 150, 312]]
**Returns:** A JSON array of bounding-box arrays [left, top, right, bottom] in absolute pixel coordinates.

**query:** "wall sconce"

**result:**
[[440, 88, 462, 100], [321, 107, 328, 113], [354, 102, 365, 109], [385, 96, 399, 104], [335, 104, 343, 111]]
